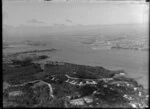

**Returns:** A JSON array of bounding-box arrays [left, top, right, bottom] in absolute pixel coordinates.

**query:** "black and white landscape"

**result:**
[[2, 0, 149, 108]]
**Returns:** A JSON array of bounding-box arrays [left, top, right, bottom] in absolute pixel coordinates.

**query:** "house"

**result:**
[[86, 80, 97, 85], [70, 98, 85, 106]]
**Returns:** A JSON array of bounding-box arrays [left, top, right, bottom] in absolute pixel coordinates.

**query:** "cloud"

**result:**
[[65, 19, 72, 23], [44, 0, 53, 1], [27, 19, 45, 24], [2, 11, 8, 20]]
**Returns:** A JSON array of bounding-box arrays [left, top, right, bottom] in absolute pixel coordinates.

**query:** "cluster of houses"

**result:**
[[65, 79, 97, 86], [69, 96, 94, 106], [64, 74, 97, 86], [8, 91, 23, 97]]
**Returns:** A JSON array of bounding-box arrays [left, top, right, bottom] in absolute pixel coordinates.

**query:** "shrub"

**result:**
[[39, 55, 48, 60], [12, 58, 32, 66]]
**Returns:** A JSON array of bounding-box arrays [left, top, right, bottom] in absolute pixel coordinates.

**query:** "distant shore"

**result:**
[[6, 48, 57, 57]]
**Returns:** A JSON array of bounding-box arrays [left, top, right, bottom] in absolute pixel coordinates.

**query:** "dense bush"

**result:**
[[39, 55, 49, 60], [3, 63, 42, 84], [45, 98, 65, 108], [12, 58, 32, 66], [75, 69, 97, 79], [55, 74, 68, 84], [79, 85, 97, 96]]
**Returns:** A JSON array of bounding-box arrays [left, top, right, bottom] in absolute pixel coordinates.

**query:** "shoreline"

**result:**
[[3, 47, 148, 89]]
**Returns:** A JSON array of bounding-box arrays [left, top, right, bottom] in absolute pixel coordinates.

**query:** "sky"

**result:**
[[3, 0, 149, 27]]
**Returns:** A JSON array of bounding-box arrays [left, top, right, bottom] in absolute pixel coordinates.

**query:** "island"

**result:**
[[3, 51, 149, 108]]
